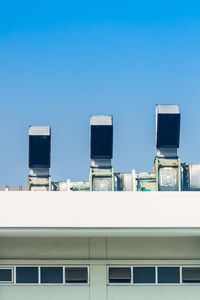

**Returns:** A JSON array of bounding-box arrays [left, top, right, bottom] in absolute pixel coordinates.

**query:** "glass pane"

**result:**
[[109, 267, 131, 283], [158, 267, 180, 283], [182, 267, 200, 283], [16, 267, 38, 284], [41, 267, 63, 284], [65, 267, 88, 283], [0, 269, 12, 282], [133, 267, 155, 284]]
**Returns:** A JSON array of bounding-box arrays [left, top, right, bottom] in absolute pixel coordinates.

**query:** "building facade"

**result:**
[[0, 191, 200, 300]]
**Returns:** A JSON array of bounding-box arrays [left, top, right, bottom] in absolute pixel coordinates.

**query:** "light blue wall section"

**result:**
[[1, 275, 200, 300], [1, 236, 200, 260], [108, 286, 200, 300], [1, 237, 200, 299], [0, 286, 89, 300]]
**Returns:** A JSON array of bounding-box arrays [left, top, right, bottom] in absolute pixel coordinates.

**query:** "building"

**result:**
[[0, 104, 200, 300]]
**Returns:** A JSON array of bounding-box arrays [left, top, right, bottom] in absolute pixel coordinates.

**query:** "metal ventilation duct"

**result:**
[[29, 126, 51, 168], [156, 104, 180, 149], [183, 164, 200, 191], [90, 115, 113, 159]]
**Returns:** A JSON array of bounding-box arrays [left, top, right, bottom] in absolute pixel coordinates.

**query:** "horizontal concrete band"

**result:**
[[0, 227, 200, 237]]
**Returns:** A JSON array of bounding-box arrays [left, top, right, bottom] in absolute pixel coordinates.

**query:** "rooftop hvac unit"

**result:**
[[183, 164, 200, 191], [29, 126, 51, 168], [90, 115, 113, 159], [156, 105, 180, 157], [154, 105, 181, 191], [89, 115, 114, 191], [28, 126, 51, 191]]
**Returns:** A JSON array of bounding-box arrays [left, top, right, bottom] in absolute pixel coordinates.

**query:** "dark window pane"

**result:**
[[29, 135, 51, 168], [109, 267, 131, 283], [133, 267, 155, 284], [158, 267, 180, 283], [90, 125, 113, 158], [41, 267, 63, 284], [182, 267, 200, 283], [157, 113, 180, 148], [65, 267, 88, 284], [16, 267, 38, 284], [0, 269, 12, 282]]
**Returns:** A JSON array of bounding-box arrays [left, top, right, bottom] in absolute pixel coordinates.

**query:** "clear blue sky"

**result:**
[[1, 1, 200, 186]]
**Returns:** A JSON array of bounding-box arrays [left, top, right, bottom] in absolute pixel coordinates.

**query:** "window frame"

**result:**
[[0, 267, 14, 284], [107, 265, 184, 286], [0, 265, 90, 286], [2, 264, 200, 286], [64, 265, 90, 286], [15, 266, 39, 285], [132, 266, 156, 285], [181, 265, 200, 285], [107, 265, 133, 285], [156, 265, 181, 285], [40, 265, 64, 285]]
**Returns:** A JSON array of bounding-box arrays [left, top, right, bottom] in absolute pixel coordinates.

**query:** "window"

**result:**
[[3, 264, 200, 286], [108, 267, 131, 284], [108, 265, 200, 285], [0, 268, 13, 283], [16, 267, 38, 284], [65, 267, 88, 284], [40, 267, 63, 284], [182, 267, 200, 283], [0, 265, 89, 285], [158, 267, 180, 284], [133, 267, 155, 284]]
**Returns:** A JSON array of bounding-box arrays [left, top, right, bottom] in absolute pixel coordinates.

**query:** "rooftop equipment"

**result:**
[[5, 103, 198, 192], [154, 105, 181, 191], [90, 115, 113, 160], [89, 115, 114, 191], [156, 104, 180, 158], [28, 126, 51, 191], [116, 170, 137, 191], [183, 164, 200, 191]]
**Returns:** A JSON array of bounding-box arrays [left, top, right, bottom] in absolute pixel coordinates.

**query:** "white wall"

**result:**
[[0, 191, 200, 230]]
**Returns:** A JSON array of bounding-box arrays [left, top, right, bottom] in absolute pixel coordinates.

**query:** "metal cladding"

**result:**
[[29, 126, 51, 168], [90, 115, 113, 159], [156, 105, 180, 149], [183, 164, 200, 191]]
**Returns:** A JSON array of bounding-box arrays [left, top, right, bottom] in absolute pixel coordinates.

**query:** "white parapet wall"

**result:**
[[0, 191, 200, 236]]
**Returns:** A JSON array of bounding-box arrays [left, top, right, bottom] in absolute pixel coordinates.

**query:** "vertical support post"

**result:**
[[178, 157, 181, 191], [111, 168, 114, 191], [154, 157, 159, 191], [49, 176, 51, 191], [89, 167, 93, 191]]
